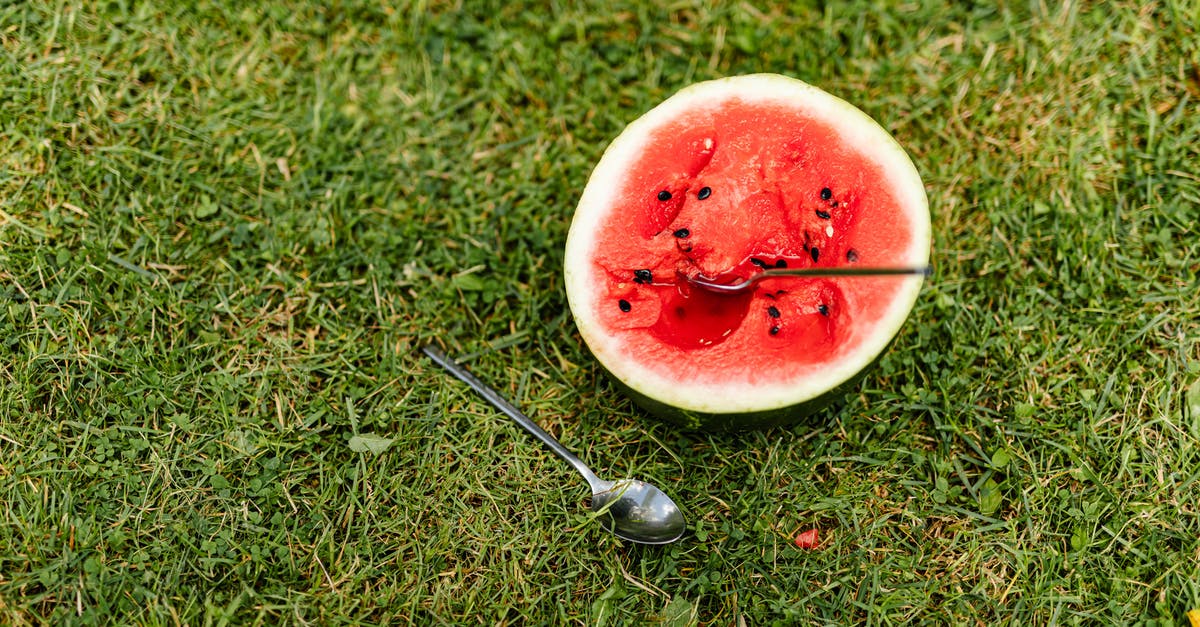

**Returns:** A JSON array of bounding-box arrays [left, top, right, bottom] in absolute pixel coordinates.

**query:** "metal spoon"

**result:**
[[421, 345, 687, 545], [685, 265, 932, 295]]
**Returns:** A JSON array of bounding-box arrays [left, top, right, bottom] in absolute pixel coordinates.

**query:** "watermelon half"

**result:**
[[564, 74, 930, 430]]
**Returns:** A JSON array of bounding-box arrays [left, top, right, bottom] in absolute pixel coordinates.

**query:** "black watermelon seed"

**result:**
[[633, 269, 652, 284], [618, 299, 632, 312], [673, 228, 690, 238], [815, 209, 831, 220], [657, 190, 672, 201], [750, 258, 769, 269], [697, 186, 712, 200], [769, 325, 780, 336], [775, 259, 788, 268], [820, 187, 832, 200], [817, 304, 829, 316], [810, 247, 820, 262], [846, 249, 859, 263], [831, 201, 839, 208], [767, 306, 781, 318]]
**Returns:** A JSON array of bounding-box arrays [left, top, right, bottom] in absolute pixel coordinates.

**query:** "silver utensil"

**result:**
[[685, 265, 931, 295], [422, 345, 687, 545]]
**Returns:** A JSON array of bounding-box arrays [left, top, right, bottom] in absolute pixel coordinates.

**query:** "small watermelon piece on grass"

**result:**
[[794, 528, 820, 550], [564, 74, 931, 431]]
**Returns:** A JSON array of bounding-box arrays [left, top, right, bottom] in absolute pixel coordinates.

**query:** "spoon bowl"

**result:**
[[422, 345, 686, 545], [591, 479, 687, 545]]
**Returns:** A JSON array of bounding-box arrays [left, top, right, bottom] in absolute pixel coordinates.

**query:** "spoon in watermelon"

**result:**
[[422, 345, 687, 545], [686, 265, 932, 295]]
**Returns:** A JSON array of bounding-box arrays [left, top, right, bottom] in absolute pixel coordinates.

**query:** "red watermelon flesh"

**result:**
[[591, 100, 915, 372]]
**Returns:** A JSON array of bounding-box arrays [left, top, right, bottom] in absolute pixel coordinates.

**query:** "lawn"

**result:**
[[2, 0, 1199, 624]]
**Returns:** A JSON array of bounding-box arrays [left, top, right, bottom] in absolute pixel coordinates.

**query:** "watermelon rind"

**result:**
[[564, 73, 930, 431]]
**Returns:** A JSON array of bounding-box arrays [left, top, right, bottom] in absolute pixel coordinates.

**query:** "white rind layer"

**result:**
[[564, 74, 930, 417]]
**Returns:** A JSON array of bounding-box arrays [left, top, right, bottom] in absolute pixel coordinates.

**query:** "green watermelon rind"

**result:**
[[600, 332, 903, 431], [605, 360, 867, 431], [564, 73, 930, 431]]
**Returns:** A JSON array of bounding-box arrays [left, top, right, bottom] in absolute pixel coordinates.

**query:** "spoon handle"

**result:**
[[422, 345, 602, 488], [755, 265, 932, 279]]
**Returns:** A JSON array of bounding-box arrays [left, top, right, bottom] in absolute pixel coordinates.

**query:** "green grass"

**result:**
[[2, 0, 1199, 624]]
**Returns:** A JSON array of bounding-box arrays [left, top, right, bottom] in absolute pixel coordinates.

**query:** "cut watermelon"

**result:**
[[564, 74, 930, 430]]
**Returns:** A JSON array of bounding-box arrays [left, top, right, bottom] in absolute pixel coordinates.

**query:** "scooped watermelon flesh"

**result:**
[[565, 74, 929, 430]]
